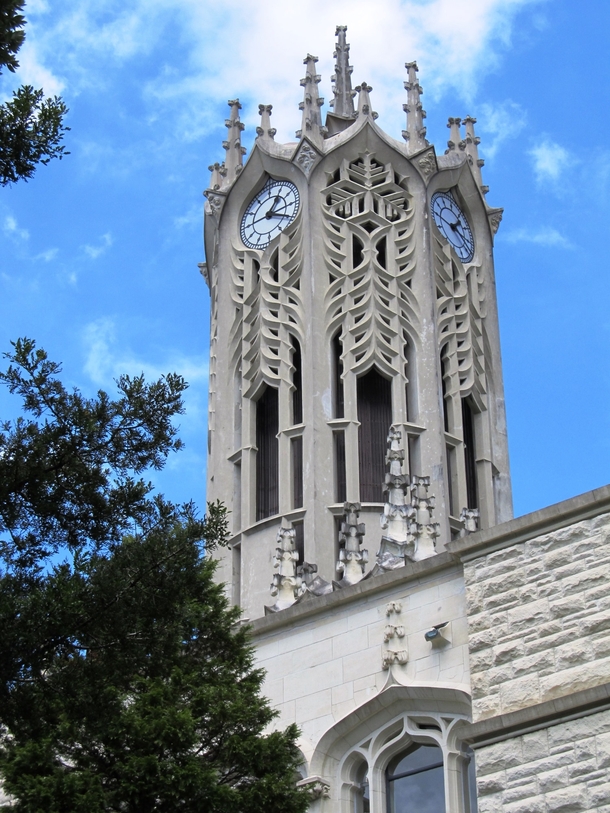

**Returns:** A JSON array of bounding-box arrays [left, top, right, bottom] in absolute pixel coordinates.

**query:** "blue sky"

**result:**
[[0, 0, 608, 519]]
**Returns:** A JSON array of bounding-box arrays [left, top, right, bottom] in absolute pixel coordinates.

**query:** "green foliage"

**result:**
[[0, 340, 308, 813], [0, 1, 26, 75], [0, 1, 69, 185]]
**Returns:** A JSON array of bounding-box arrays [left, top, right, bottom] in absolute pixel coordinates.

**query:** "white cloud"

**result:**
[[529, 138, 573, 183], [478, 100, 527, 159], [174, 204, 203, 230], [83, 317, 208, 389], [34, 247, 59, 262], [83, 232, 113, 259], [20, 0, 543, 144], [2, 215, 29, 241], [504, 226, 573, 248]]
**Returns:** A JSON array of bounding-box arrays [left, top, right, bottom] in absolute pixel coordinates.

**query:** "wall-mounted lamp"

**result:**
[[424, 622, 448, 642]]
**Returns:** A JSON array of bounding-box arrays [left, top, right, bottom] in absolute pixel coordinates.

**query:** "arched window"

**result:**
[[357, 368, 392, 502], [386, 744, 445, 813], [256, 385, 279, 521]]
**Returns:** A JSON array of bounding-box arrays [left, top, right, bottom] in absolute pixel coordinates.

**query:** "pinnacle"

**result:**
[[402, 61, 429, 155], [223, 99, 246, 185], [330, 24, 356, 120], [296, 54, 326, 143], [355, 81, 378, 120]]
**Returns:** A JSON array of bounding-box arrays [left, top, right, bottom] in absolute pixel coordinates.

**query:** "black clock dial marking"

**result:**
[[431, 191, 475, 262], [240, 179, 300, 250]]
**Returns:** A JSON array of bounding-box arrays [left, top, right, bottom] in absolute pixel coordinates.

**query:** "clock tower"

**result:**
[[202, 27, 512, 621]]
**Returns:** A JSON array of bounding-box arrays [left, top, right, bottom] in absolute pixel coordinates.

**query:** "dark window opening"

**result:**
[[376, 236, 387, 269], [291, 335, 303, 425], [256, 386, 279, 521], [441, 345, 451, 432], [291, 436, 303, 509], [332, 333, 344, 419], [334, 431, 347, 503], [462, 398, 478, 509], [446, 443, 457, 516], [270, 250, 279, 283], [353, 234, 364, 268], [357, 368, 392, 502], [253, 259, 260, 285]]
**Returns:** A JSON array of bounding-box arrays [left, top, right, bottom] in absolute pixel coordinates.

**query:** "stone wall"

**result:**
[[475, 709, 610, 813], [463, 512, 610, 722]]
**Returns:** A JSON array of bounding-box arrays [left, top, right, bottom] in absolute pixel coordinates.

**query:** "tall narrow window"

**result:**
[[440, 345, 451, 432], [357, 368, 392, 502], [462, 398, 478, 509], [256, 386, 279, 521], [294, 522, 304, 565], [332, 333, 344, 419], [291, 335, 303, 425], [386, 744, 445, 813], [334, 430, 346, 503], [291, 436, 303, 509]]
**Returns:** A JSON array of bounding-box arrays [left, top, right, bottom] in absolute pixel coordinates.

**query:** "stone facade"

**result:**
[[201, 24, 610, 813]]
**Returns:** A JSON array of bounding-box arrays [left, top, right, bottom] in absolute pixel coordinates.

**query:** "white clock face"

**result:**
[[240, 179, 300, 250], [431, 191, 475, 262]]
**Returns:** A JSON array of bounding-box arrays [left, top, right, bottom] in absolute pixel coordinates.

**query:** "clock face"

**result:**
[[431, 191, 475, 262], [240, 179, 300, 250]]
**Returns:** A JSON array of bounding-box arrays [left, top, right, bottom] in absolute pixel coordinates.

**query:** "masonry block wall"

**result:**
[[465, 512, 610, 722], [448, 488, 610, 813]]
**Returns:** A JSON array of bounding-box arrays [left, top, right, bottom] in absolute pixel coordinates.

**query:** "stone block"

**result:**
[[506, 598, 549, 634], [477, 774, 505, 795], [521, 729, 549, 762], [512, 649, 556, 678], [596, 731, 610, 769], [589, 782, 610, 809], [543, 784, 588, 812], [550, 595, 587, 618], [493, 639, 525, 665], [475, 740, 524, 774], [504, 796, 545, 813], [537, 766, 570, 793], [502, 780, 539, 804], [541, 657, 610, 701], [554, 639, 594, 672], [500, 673, 541, 713]]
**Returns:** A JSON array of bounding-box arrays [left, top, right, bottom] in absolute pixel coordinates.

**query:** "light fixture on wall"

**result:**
[[424, 622, 448, 642]]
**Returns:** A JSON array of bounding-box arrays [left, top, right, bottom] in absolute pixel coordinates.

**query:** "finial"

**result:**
[[336, 502, 368, 587], [402, 61, 429, 155], [463, 116, 489, 195], [256, 104, 276, 143], [355, 82, 378, 120], [223, 99, 246, 185], [207, 162, 226, 191], [296, 54, 326, 143], [330, 25, 356, 120], [267, 518, 305, 612], [445, 117, 464, 154]]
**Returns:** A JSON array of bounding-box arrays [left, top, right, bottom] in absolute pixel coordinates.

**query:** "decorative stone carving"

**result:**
[[204, 191, 225, 222], [330, 25, 356, 120], [459, 507, 479, 535], [266, 519, 305, 613], [296, 776, 331, 800], [294, 140, 319, 178], [382, 649, 409, 670], [256, 104, 276, 142], [382, 598, 408, 669], [336, 502, 368, 587], [463, 116, 488, 195], [416, 149, 437, 181], [374, 428, 438, 571], [297, 561, 333, 596], [402, 61, 429, 155], [296, 54, 327, 142], [223, 99, 247, 186], [488, 209, 503, 234], [445, 117, 464, 154], [355, 81, 378, 119]]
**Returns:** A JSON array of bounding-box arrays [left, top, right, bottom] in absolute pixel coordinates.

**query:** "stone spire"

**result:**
[[336, 502, 368, 586], [330, 25, 355, 120], [355, 81, 378, 120], [223, 99, 246, 185], [267, 519, 305, 612], [296, 54, 326, 142], [409, 476, 440, 560], [207, 162, 226, 191], [402, 61, 429, 155], [256, 104, 276, 143], [463, 116, 489, 195], [445, 117, 464, 154]]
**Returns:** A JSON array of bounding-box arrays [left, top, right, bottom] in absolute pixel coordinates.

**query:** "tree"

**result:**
[[0, 339, 308, 813], [0, 1, 69, 185]]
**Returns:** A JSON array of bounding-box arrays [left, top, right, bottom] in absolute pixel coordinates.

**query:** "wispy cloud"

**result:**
[[504, 226, 573, 248], [34, 247, 59, 262], [19, 0, 543, 146], [2, 215, 29, 242], [83, 317, 208, 389], [529, 138, 573, 183], [174, 204, 203, 230], [82, 232, 113, 259], [478, 100, 527, 159]]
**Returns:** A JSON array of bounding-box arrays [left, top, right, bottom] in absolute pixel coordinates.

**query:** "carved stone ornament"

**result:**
[[294, 140, 320, 177], [382, 649, 409, 670], [488, 208, 503, 235], [297, 776, 331, 800], [205, 191, 225, 221], [416, 149, 437, 181]]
